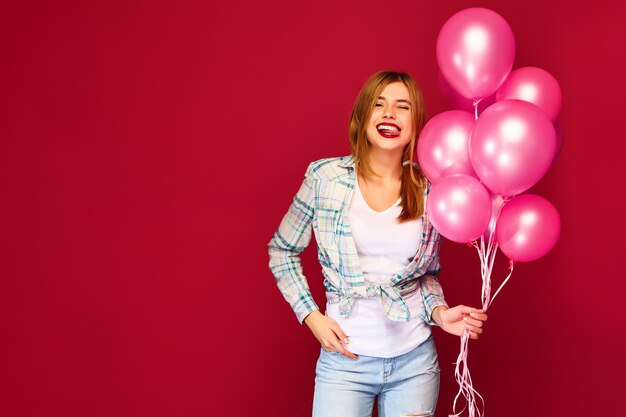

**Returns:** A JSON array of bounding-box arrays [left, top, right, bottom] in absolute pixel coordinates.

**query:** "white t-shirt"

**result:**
[[325, 176, 431, 358]]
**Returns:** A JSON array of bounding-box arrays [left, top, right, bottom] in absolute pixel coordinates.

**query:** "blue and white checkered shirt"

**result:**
[[268, 155, 448, 325]]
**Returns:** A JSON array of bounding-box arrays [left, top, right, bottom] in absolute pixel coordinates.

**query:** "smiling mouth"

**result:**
[[376, 123, 401, 138]]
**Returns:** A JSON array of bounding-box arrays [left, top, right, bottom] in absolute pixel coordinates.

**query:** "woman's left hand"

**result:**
[[433, 305, 488, 340]]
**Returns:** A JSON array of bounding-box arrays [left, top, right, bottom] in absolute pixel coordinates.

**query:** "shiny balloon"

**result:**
[[496, 67, 562, 121], [496, 194, 560, 262], [437, 7, 515, 100], [426, 174, 492, 243], [417, 110, 477, 184], [469, 99, 557, 197]]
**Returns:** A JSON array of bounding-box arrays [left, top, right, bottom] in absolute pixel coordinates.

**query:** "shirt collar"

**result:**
[[338, 155, 355, 169]]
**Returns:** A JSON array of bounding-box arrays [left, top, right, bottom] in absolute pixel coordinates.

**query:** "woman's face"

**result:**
[[365, 81, 414, 154]]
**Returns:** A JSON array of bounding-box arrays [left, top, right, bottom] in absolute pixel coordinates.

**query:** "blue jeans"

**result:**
[[312, 336, 440, 417]]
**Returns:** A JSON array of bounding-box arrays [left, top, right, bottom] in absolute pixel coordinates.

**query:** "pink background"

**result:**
[[1, 1, 625, 416]]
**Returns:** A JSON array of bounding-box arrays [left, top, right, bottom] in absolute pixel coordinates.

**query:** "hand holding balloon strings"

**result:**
[[427, 7, 562, 417]]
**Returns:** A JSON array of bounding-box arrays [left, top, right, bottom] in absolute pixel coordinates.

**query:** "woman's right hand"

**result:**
[[304, 310, 358, 359]]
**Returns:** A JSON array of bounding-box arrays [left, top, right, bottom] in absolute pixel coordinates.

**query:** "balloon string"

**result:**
[[472, 237, 498, 309], [453, 198, 514, 417], [473, 98, 483, 120], [480, 196, 508, 308], [450, 329, 485, 417], [488, 260, 515, 308]]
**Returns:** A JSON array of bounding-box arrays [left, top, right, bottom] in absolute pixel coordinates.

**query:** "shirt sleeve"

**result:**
[[419, 231, 449, 326], [267, 163, 319, 324]]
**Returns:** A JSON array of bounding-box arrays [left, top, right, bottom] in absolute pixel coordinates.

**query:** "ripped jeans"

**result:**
[[312, 335, 440, 417]]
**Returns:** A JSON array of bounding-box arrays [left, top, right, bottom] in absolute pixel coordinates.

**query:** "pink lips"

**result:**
[[376, 122, 401, 138]]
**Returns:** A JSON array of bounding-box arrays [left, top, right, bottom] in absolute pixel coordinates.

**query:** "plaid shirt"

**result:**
[[268, 155, 448, 325]]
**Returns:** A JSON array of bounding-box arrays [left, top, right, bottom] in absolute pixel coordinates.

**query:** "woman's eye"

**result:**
[[374, 103, 383, 107], [399, 106, 410, 110]]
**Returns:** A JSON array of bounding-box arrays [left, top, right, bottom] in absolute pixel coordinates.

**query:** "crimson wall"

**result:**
[[1, 1, 625, 416]]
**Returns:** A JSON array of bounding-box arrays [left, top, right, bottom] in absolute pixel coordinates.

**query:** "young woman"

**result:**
[[268, 71, 488, 417]]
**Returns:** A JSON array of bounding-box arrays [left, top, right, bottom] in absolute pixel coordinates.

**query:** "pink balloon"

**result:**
[[483, 193, 506, 244], [417, 110, 477, 184], [469, 99, 557, 197], [426, 174, 491, 243], [496, 194, 560, 262], [496, 67, 562, 121], [437, 8, 515, 100], [438, 71, 496, 113]]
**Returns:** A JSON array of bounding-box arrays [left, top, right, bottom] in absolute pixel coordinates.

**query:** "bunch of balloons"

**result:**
[[419, 7, 561, 264], [418, 8, 563, 417]]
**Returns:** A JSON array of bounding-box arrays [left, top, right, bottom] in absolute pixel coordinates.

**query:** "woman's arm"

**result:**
[[268, 162, 358, 358], [267, 163, 319, 324], [419, 231, 449, 325], [420, 272, 449, 325]]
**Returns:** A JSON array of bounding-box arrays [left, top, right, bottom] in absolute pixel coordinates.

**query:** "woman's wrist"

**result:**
[[432, 305, 449, 326], [303, 310, 322, 327]]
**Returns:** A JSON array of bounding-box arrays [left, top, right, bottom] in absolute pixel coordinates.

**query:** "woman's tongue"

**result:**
[[378, 128, 400, 138]]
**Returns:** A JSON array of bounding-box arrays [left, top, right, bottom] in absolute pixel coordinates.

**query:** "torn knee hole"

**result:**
[[426, 363, 440, 374]]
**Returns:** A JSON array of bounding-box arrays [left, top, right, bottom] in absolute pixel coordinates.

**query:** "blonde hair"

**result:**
[[348, 70, 427, 222]]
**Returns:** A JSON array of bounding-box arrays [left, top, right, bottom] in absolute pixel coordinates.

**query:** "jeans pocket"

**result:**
[[320, 348, 348, 367], [317, 348, 340, 373], [322, 347, 342, 356]]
